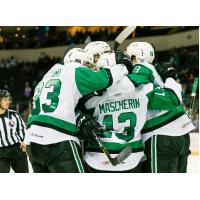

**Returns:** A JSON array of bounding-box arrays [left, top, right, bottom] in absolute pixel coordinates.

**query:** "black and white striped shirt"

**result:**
[[0, 109, 26, 147]]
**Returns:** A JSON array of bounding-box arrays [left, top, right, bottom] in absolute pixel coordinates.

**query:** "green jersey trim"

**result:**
[[86, 146, 143, 154], [75, 67, 112, 96], [87, 139, 143, 152], [28, 115, 77, 133], [151, 135, 158, 173], [162, 88, 181, 105], [141, 110, 185, 134], [147, 87, 180, 110], [127, 64, 154, 86], [69, 141, 85, 173]]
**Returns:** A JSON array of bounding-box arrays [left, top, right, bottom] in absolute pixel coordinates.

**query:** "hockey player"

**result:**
[[126, 42, 194, 173], [25, 48, 132, 173], [84, 41, 111, 64], [126, 42, 164, 87], [63, 48, 94, 68], [77, 52, 182, 173]]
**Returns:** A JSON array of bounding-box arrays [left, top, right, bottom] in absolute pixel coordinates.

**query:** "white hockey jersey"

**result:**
[[25, 62, 128, 145], [84, 76, 181, 171]]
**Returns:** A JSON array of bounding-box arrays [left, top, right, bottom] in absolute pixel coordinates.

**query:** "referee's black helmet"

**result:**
[[0, 90, 11, 101]]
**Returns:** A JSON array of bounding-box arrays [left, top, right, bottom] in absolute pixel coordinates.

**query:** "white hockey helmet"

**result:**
[[126, 42, 155, 64], [84, 41, 111, 63], [96, 52, 116, 69], [64, 48, 94, 66]]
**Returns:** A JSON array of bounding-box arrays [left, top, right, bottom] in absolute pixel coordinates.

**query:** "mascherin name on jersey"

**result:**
[[99, 98, 140, 114]]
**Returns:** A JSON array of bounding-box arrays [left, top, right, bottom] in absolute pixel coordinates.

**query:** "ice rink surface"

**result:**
[[188, 132, 199, 173]]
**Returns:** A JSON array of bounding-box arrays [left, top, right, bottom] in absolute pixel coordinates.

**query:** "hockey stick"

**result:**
[[187, 77, 199, 118], [113, 26, 137, 52], [86, 26, 136, 165], [91, 129, 132, 166]]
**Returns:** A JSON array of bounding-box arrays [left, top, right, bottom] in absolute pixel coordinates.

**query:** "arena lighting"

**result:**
[[15, 33, 19, 37], [22, 34, 26, 39], [17, 27, 21, 31], [0, 35, 3, 43]]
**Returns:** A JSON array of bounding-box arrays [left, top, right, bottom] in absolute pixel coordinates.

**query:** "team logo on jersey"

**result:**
[[102, 161, 110, 165], [102, 160, 125, 165], [181, 121, 192, 128], [9, 119, 15, 128], [30, 132, 44, 138]]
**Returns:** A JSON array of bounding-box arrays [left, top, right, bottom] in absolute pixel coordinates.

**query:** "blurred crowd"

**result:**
[[0, 26, 198, 49], [0, 45, 199, 131]]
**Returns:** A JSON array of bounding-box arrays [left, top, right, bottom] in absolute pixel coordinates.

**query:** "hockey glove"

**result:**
[[155, 62, 178, 82], [115, 50, 133, 73], [76, 113, 104, 141]]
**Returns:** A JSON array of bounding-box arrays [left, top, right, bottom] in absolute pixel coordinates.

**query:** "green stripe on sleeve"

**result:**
[[128, 64, 155, 86], [75, 67, 110, 96], [87, 139, 143, 151], [142, 106, 185, 133], [28, 115, 77, 133], [147, 86, 180, 110]]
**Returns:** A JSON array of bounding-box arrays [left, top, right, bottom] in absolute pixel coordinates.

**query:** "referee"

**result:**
[[0, 90, 28, 173]]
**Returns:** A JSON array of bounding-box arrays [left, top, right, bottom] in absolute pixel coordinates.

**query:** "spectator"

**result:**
[[23, 82, 32, 100], [0, 45, 198, 127]]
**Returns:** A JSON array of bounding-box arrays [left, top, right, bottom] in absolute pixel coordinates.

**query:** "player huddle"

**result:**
[[25, 41, 194, 173]]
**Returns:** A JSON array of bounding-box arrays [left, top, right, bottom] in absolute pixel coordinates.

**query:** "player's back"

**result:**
[[31, 62, 82, 128], [84, 76, 151, 171], [26, 62, 83, 145], [85, 76, 152, 144], [128, 62, 164, 87]]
